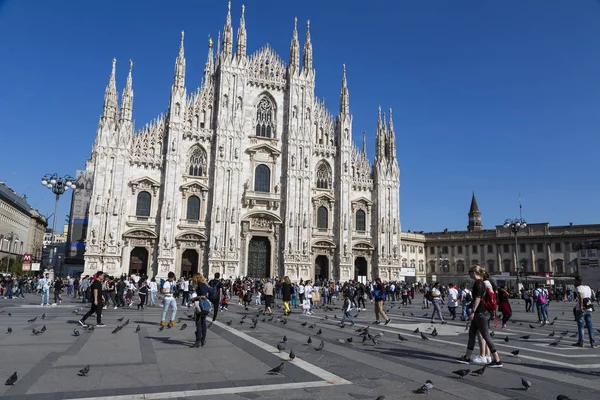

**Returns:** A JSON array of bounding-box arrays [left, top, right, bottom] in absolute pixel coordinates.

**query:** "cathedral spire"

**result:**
[[101, 58, 118, 123], [362, 131, 367, 155], [222, 1, 233, 57], [302, 20, 313, 72], [289, 17, 300, 71], [339, 64, 349, 115], [468, 191, 483, 232], [216, 30, 221, 56], [376, 106, 386, 160], [236, 4, 247, 57], [120, 60, 134, 123], [173, 31, 186, 89], [388, 107, 396, 157], [204, 35, 214, 85]]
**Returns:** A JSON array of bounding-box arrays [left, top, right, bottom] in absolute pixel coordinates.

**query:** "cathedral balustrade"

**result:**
[[313, 144, 337, 158], [178, 219, 206, 230], [243, 190, 281, 209], [126, 215, 157, 228], [312, 227, 333, 237]]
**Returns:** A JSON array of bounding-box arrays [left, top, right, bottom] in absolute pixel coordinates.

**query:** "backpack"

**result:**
[[537, 289, 547, 305], [207, 280, 219, 301], [483, 286, 497, 313], [374, 288, 386, 301], [464, 290, 473, 303], [194, 297, 213, 316], [424, 290, 433, 302]]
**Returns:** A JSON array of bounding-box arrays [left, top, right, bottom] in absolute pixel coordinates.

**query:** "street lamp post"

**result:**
[[41, 173, 75, 276], [503, 217, 527, 291]]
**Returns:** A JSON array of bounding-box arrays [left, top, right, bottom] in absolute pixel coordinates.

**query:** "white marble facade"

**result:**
[[82, 4, 402, 282]]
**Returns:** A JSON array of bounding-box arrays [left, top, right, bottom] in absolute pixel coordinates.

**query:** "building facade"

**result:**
[[81, 4, 403, 282], [26, 209, 47, 264]]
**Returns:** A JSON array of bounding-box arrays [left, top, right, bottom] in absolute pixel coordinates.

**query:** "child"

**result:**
[[339, 291, 355, 328], [255, 290, 262, 306], [220, 293, 229, 311]]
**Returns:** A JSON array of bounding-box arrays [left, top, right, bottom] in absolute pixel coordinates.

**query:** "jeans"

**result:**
[[467, 311, 497, 353], [448, 306, 457, 319], [462, 302, 472, 320], [576, 310, 595, 345], [211, 299, 220, 321], [182, 291, 190, 306], [525, 299, 532, 312], [340, 311, 355, 326], [81, 288, 88, 303], [161, 296, 177, 322], [68, 285, 73, 296], [150, 289, 157, 306], [291, 295, 297, 308], [537, 302, 549, 322], [41, 288, 50, 305], [195, 316, 207, 345], [431, 300, 445, 322]]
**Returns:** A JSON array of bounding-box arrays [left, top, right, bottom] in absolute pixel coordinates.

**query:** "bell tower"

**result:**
[[468, 191, 483, 232]]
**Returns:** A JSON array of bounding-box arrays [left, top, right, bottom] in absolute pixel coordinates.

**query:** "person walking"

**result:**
[[208, 273, 224, 321], [53, 277, 63, 305], [190, 273, 210, 348], [430, 282, 447, 324], [534, 283, 549, 325], [282, 276, 292, 315], [263, 279, 274, 315], [39, 273, 51, 306], [149, 277, 158, 307], [573, 276, 597, 348], [79, 271, 105, 327], [447, 283, 459, 320], [523, 289, 532, 312], [456, 265, 502, 367], [498, 284, 512, 329], [339, 291, 356, 328], [373, 277, 391, 325], [137, 279, 148, 310], [160, 272, 178, 327]]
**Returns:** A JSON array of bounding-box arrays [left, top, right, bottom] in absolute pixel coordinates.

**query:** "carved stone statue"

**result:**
[[109, 229, 116, 245], [112, 198, 118, 215], [94, 195, 101, 214], [90, 228, 97, 245], [393, 245, 398, 257], [343, 213, 347, 230], [393, 218, 397, 234], [230, 208, 235, 223], [289, 212, 294, 227], [304, 157, 308, 168], [229, 237, 234, 251], [166, 202, 172, 220], [216, 206, 220, 222], [303, 212, 308, 228], [288, 241, 293, 253], [302, 240, 307, 254], [343, 243, 347, 256], [274, 184, 279, 193], [291, 155, 296, 167]]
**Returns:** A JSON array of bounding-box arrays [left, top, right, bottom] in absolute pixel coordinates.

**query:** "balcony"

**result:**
[[312, 227, 334, 237], [126, 215, 156, 228], [243, 190, 281, 210], [178, 219, 206, 230]]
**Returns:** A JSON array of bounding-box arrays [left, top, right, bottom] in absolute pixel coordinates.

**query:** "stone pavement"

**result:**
[[0, 294, 598, 400]]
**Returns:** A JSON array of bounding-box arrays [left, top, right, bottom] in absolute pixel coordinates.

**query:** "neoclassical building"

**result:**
[[81, 4, 402, 282]]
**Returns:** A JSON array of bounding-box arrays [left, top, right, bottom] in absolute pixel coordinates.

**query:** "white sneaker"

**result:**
[[472, 355, 487, 365], [485, 356, 492, 364], [114, 306, 118, 310]]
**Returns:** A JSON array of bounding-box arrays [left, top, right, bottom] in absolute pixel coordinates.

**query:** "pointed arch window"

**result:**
[[254, 164, 271, 192], [355, 210, 366, 232], [255, 97, 275, 138], [136, 191, 151, 217], [315, 161, 332, 189], [186, 195, 201, 221], [188, 146, 207, 177], [317, 206, 328, 229]]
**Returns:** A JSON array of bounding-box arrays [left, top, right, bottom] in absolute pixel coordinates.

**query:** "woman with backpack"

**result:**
[[457, 265, 503, 368], [190, 273, 210, 348]]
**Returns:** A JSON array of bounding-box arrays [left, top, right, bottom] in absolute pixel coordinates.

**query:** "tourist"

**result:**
[[373, 277, 391, 325], [498, 284, 512, 329], [208, 273, 224, 321], [149, 277, 158, 306], [573, 276, 597, 348], [79, 271, 105, 327], [160, 272, 178, 327], [533, 283, 550, 325], [190, 273, 210, 348], [282, 276, 292, 315], [430, 282, 447, 324], [447, 283, 459, 320], [39, 273, 51, 306], [263, 278, 274, 315], [339, 290, 356, 328], [138, 279, 148, 310]]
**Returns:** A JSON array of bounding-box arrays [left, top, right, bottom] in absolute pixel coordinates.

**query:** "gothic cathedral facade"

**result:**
[[82, 4, 402, 282]]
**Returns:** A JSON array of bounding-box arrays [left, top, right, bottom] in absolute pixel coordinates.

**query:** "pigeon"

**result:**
[[520, 335, 530, 341], [307, 337, 312, 344], [112, 326, 122, 334], [489, 331, 495, 337], [556, 395, 572, 400], [177, 317, 183, 323], [452, 369, 470, 379], [241, 315, 247, 320], [548, 331, 555, 337], [423, 313, 428, 317], [413, 328, 420, 334], [375, 396, 386, 400], [32, 328, 43, 335], [549, 340, 560, 347], [117, 317, 124, 322], [27, 317, 37, 323], [282, 335, 287, 343], [472, 366, 486, 376], [226, 320, 233, 326], [570, 333, 577, 338], [410, 313, 414, 316], [84, 325, 95, 332], [262, 318, 266, 322], [41, 325, 46, 332], [5, 371, 17, 385], [276, 343, 285, 352], [397, 334, 407, 342], [135, 325, 141, 333], [268, 362, 284, 375], [7, 313, 11, 316], [41, 313, 46, 320], [334, 315, 339, 319], [180, 324, 187, 331], [511, 349, 520, 356], [268, 316, 274, 321], [159, 326, 165, 331], [346, 337, 353, 344], [6, 327, 12, 334], [431, 328, 438, 337], [316, 329, 322, 335], [504, 336, 510, 343], [72, 309, 79, 314], [420, 332, 429, 340], [78, 365, 90, 376], [301, 322, 307, 327], [125, 319, 130, 326], [413, 380, 434, 394], [245, 307, 249, 311], [560, 330, 569, 336], [553, 316, 558, 321], [549, 321, 555, 326], [308, 324, 315, 329], [289, 350, 295, 360], [529, 324, 536, 329], [316, 340, 324, 351], [238, 320, 244, 325], [521, 377, 532, 391]]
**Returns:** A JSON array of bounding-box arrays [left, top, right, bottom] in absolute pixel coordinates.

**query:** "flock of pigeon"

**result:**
[[0, 303, 587, 400]]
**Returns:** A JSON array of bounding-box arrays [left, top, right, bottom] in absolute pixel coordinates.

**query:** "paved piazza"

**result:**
[[0, 295, 598, 400]]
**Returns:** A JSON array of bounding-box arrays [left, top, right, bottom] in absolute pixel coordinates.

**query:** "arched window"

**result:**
[[457, 261, 465, 273], [402, 258, 408, 268], [186, 196, 201, 221], [317, 206, 328, 229], [188, 146, 207, 177], [254, 164, 271, 192], [419, 260, 424, 272], [136, 191, 151, 217], [315, 161, 332, 189], [355, 210, 366, 232], [255, 98, 275, 138]]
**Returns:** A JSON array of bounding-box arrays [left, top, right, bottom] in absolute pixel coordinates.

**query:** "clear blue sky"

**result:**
[[1, 0, 599, 233]]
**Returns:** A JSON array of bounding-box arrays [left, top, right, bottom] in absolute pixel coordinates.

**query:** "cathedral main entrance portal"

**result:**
[[315, 255, 329, 281], [354, 257, 368, 284], [129, 247, 148, 276], [181, 249, 199, 278], [247, 236, 270, 278]]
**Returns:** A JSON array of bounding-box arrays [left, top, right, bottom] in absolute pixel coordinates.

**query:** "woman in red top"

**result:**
[[497, 285, 512, 329]]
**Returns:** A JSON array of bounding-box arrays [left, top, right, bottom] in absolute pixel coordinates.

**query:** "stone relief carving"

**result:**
[[251, 217, 271, 229]]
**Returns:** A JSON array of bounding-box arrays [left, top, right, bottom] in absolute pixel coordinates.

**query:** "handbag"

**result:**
[[194, 297, 213, 317]]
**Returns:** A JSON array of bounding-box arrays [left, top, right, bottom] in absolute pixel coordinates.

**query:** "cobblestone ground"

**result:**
[[0, 294, 598, 400]]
